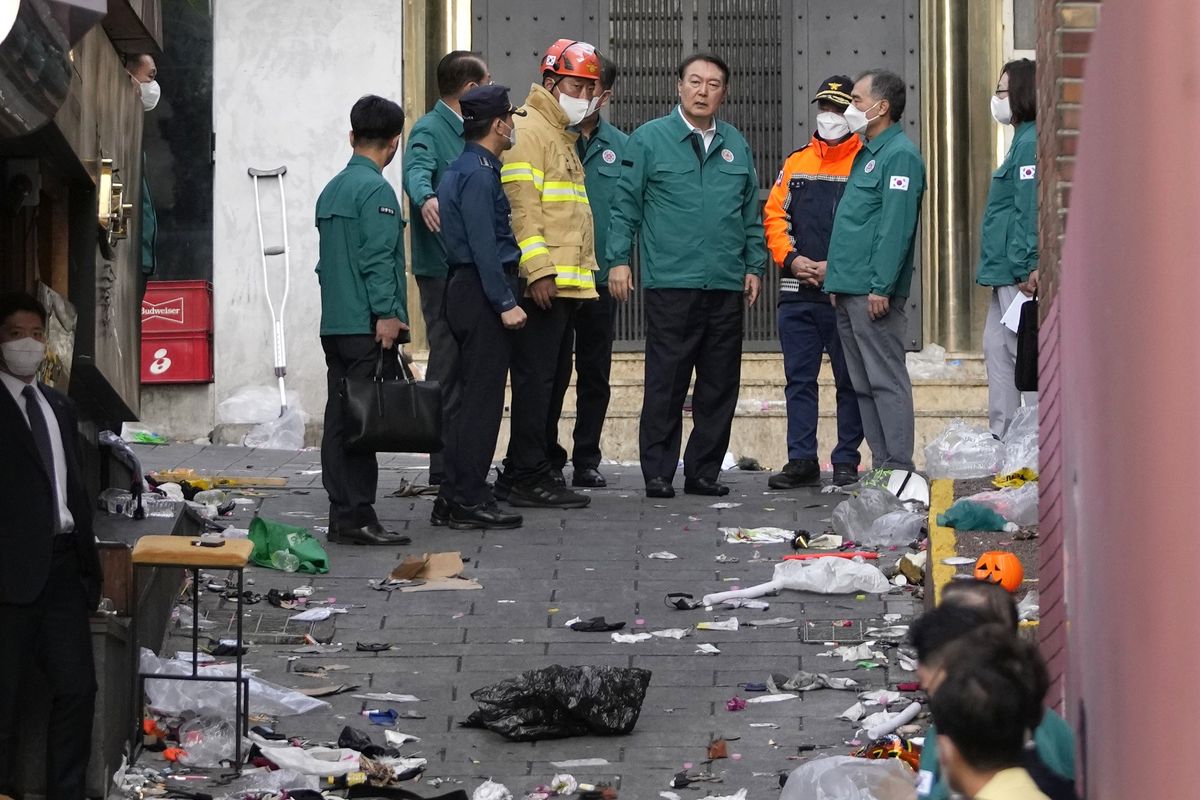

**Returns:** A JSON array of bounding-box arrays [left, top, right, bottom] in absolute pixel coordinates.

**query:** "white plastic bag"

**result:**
[[965, 482, 1039, 527], [861, 509, 927, 547], [249, 737, 362, 776], [217, 385, 302, 424], [176, 716, 236, 767], [780, 755, 917, 800], [244, 407, 306, 450], [832, 488, 906, 540], [1000, 404, 1039, 474], [924, 419, 1004, 479], [702, 557, 891, 605], [139, 649, 329, 717], [906, 342, 955, 379]]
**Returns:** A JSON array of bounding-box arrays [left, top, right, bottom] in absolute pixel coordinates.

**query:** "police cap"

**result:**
[[812, 75, 853, 108], [460, 84, 526, 123]]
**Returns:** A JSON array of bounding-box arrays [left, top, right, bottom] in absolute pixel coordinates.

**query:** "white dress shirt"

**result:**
[[678, 107, 717, 153], [1, 371, 75, 533]]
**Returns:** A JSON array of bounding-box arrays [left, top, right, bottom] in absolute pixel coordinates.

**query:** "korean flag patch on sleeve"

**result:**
[[888, 175, 910, 191], [1019, 165, 1036, 180]]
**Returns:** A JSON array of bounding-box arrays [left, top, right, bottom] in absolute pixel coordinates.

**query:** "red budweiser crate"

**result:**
[[142, 280, 213, 334], [141, 332, 213, 384]]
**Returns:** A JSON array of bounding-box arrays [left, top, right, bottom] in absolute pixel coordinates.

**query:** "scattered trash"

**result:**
[[120, 422, 169, 445], [367, 708, 400, 726], [140, 649, 328, 717], [1000, 404, 1039, 475], [859, 469, 930, 506], [898, 552, 927, 585], [245, 407, 307, 450], [173, 605, 215, 631], [175, 716, 236, 767], [702, 557, 891, 606], [937, 500, 1019, 532], [388, 552, 482, 592], [865, 625, 909, 640], [1017, 589, 1040, 621], [860, 690, 904, 706], [975, 550, 1025, 592], [965, 482, 1039, 527], [696, 618, 739, 631], [994, 467, 1038, 488], [826, 643, 884, 662], [570, 617, 626, 632], [773, 671, 860, 692], [749, 723, 779, 728], [218, 384, 303, 424], [723, 598, 770, 610], [746, 693, 796, 704], [840, 701, 867, 722], [288, 606, 347, 623], [463, 665, 651, 741], [924, 419, 1005, 479], [695, 643, 721, 655], [905, 342, 961, 379], [710, 502, 743, 509], [864, 700, 923, 739], [714, 553, 740, 564], [779, 755, 916, 800], [831, 488, 906, 542], [612, 632, 653, 643], [647, 551, 679, 560], [665, 593, 704, 610], [650, 628, 691, 639], [249, 517, 330, 574], [721, 526, 792, 544], [941, 556, 975, 566], [736, 457, 763, 471], [549, 758, 610, 768], [745, 617, 796, 627], [354, 692, 422, 703], [473, 779, 513, 800], [725, 696, 747, 712], [793, 531, 843, 550]]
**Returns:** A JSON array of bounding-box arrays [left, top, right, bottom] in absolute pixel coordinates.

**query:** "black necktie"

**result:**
[[23, 385, 61, 533]]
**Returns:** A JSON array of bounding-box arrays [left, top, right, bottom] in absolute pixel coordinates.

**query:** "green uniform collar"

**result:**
[[433, 99, 465, 135], [1012, 120, 1035, 142], [671, 105, 720, 142], [863, 123, 902, 153], [348, 153, 383, 174]]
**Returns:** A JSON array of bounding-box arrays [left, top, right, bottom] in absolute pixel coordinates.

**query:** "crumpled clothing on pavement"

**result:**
[[771, 671, 860, 692], [462, 665, 652, 741]]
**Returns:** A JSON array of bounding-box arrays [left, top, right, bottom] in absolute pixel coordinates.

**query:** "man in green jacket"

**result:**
[[608, 53, 766, 499], [824, 69, 926, 473], [315, 95, 411, 547], [402, 51, 489, 486]]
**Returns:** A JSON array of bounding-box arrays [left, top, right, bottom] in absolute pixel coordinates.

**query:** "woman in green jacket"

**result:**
[[977, 59, 1039, 438]]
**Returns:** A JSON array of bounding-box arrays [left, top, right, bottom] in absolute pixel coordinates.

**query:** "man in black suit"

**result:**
[[0, 293, 101, 800]]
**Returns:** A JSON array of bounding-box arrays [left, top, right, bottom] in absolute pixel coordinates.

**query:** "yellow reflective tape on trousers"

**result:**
[[517, 235, 550, 265], [500, 162, 545, 189]]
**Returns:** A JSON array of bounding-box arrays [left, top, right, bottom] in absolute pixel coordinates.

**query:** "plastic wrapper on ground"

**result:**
[[462, 665, 652, 741], [1000, 404, 1039, 475], [832, 489, 906, 542], [779, 755, 918, 800], [244, 407, 306, 450], [965, 482, 1039, 527], [139, 648, 329, 717], [702, 557, 891, 606], [217, 385, 303, 424], [924, 419, 1005, 479]]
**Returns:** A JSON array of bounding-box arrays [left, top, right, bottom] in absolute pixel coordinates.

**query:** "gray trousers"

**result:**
[[835, 294, 915, 471], [417, 275, 460, 481], [983, 285, 1038, 437]]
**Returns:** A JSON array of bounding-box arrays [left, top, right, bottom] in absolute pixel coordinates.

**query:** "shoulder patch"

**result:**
[[864, 159, 877, 174], [1019, 165, 1036, 180], [721, 148, 734, 162], [888, 176, 910, 191], [379, 206, 396, 215]]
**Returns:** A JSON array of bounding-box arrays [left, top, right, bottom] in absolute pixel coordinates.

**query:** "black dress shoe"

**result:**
[[768, 459, 821, 490], [449, 501, 523, 530], [645, 477, 675, 498], [508, 479, 591, 509], [332, 523, 412, 546], [572, 467, 607, 488], [430, 496, 450, 527], [684, 477, 730, 496], [831, 463, 860, 486]]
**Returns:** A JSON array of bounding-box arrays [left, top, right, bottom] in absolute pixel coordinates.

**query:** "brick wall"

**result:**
[[1036, 0, 1100, 716]]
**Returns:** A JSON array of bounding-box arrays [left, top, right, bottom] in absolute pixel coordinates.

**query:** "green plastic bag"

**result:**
[[248, 516, 330, 574]]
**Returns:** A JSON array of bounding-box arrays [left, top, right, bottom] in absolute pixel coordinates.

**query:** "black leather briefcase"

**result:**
[[341, 347, 443, 454]]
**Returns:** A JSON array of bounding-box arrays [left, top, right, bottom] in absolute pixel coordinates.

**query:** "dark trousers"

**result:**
[[441, 269, 514, 506], [0, 542, 96, 800], [505, 297, 578, 485], [416, 276, 460, 482], [779, 300, 864, 465], [321, 334, 395, 528], [640, 288, 743, 483], [555, 287, 617, 471]]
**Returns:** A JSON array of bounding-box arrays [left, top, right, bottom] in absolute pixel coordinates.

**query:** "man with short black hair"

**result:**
[[315, 95, 412, 546], [403, 51, 490, 487], [824, 68, 925, 473], [608, 52, 766, 499], [0, 292, 102, 800], [435, 85, 529, 529]]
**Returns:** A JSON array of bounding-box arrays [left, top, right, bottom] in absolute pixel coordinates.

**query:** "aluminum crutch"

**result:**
[[247, 165, 291, 415]]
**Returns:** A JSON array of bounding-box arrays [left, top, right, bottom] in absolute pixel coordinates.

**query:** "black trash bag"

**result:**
[[337, 725, 400, 758], [462, 665, 652, 741]]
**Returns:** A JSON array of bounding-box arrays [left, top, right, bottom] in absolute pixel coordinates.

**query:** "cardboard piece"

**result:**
[[389, 552, 482, 592]]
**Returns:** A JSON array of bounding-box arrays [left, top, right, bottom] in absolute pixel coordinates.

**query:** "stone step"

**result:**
[[604, 352, 988, 382]]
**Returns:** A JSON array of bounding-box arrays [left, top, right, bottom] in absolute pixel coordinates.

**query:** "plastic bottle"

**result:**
[[270, 550, 300, 572], [320, 772, 367, 788], [98, 488, 134, 516]]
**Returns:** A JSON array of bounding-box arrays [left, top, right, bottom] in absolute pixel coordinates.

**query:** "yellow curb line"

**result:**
[[928, 478, 958, 605]]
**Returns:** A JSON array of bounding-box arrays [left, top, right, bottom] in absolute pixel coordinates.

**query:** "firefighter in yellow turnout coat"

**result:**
[[495, 39, 600, 509]]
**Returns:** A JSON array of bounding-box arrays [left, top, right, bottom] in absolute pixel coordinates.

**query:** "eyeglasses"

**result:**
[[994, 87, 1009, 96]]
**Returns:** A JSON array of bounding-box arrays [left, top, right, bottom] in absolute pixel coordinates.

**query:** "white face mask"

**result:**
[[843, 100, 880, 134], [1, 337, 46, 378], [500, 119, 517, 149], [140, 79, 161, 111], [585, 96, 602, 118], [816, 111, 851, 140], [990, 95, 1012, 125], [557, 92, 591, 126]]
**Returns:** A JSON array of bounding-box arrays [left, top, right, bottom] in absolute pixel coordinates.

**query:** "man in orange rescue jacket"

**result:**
[[763, 76, 865, 490]]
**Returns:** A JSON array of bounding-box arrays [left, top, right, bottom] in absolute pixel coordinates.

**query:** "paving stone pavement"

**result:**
[[132, 444, 922, 798]]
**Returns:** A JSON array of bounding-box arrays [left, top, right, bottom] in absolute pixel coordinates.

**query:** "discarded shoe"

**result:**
[[684, 477, 730, 496]]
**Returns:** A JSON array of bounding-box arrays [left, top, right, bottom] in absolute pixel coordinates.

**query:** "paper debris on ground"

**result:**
[[721, 526, 792, 544], [648, 551, 680, 560], [650, 628, 691, 639], [897, 653, 919, 672], [749, 723, 780, 728], [865, 625, 910, 639], [722, 598, 769, 610], [714, 553, 740, 564], [695, 643, 721, 655], [550, 758, 610, 768], [860, 690, 904, 706], [612, 632, 653, 643], [389, 552, 482, 592], [941, 556, 976, 566], [775, 671, 860, 692], [806, 533, 844, 549], [825, 642, 883, 662], [746, 693, 797, 704], [384, 730, 421, 746], [711, 502, 743, 509], [697, 617, 739, 631], [473, 779, 512, 800], [839, 701, 866, 721], [353, 692, 421, 703], [288, 607, 348, 623], [745, 617, 796, 627]]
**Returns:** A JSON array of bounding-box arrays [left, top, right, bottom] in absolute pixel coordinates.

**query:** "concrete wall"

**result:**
[[209, 0, 405, 428]]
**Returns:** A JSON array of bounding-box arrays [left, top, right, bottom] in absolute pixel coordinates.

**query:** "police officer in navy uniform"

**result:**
[[432, 85, 529, 530]]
